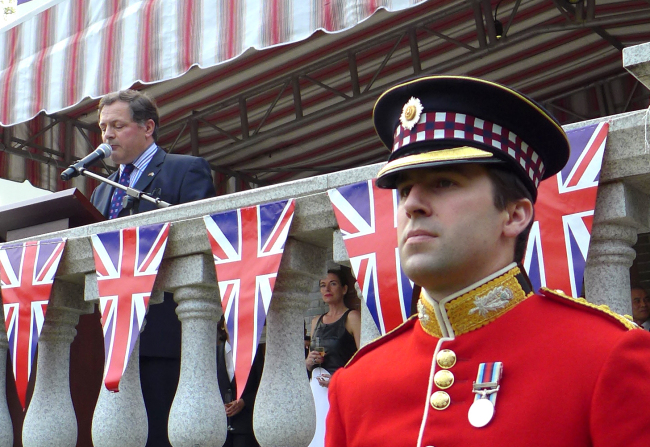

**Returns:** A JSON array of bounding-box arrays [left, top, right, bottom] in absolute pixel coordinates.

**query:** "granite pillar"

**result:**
[[91, 338, 147, 447], [585, 182, 649, 315], [22, 281, 91, 447], [254, 238, 325, 447], [167, 285, 224, 447]]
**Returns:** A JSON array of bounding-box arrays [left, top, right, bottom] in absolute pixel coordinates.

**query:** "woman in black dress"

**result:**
[[305, 267, 361, 447]]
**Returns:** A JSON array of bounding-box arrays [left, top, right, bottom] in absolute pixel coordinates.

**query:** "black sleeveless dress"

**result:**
[[311, 309, 357, 374]]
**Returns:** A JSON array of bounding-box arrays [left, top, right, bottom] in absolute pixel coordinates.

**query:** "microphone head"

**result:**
[[97, 143, 112, 157]]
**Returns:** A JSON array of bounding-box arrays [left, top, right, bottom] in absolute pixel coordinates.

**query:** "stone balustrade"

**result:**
[[0, 41, 649, 447]]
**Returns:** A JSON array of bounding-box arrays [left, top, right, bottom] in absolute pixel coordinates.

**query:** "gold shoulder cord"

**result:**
[[541, 288, 638, 331]]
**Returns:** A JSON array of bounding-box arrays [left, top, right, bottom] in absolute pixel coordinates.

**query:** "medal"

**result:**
[[468, 362, 503, 428]]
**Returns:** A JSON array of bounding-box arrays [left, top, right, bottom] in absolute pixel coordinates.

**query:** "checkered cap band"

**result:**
[[392, 112, 545, 187]]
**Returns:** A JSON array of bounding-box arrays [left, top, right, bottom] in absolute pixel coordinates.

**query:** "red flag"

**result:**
[[0, 238, 66, 409], [204, 199, 294, 399], [524, 122, 608, 297], [328, 180, 414, 335], [91, 223, 170, 392]]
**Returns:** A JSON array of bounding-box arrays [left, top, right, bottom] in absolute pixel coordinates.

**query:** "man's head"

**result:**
[[373, 76, 569, 295], [631, 286, 650, 325], [98, 89, 159, 165]]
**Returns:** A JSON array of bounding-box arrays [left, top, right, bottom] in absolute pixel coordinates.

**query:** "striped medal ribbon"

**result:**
[[468, 361, 503, 428]]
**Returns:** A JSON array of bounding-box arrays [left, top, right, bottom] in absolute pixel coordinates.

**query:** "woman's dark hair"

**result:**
[[98, 89, 160, 141], [217, 315, 228, 342], [485, 166, 535, 263], [324, 266, 361, 310]]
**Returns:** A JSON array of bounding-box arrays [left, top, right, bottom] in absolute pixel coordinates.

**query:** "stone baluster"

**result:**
[[254, 238, 326, 447], [88, 273, 148, 447], [585, 182, 649, 315], [165, 253, 225, 447], [92, 338, 148, 447], [0, 305, 12, 447], [22, 280, 92, 447]]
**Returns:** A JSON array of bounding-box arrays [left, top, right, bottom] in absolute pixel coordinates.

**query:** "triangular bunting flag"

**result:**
[[204, 199, 294, 400]]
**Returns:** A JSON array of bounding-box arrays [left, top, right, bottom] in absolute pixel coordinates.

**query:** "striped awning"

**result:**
[[0, 0, 426, 127]]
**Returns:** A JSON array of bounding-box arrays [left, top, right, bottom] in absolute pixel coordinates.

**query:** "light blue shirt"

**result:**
[[117, 142, 158, 187]]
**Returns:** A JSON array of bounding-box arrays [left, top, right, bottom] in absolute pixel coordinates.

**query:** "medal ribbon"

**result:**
[[474, 362, 503, 405]]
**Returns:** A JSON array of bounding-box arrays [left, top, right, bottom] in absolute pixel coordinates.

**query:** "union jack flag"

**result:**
[[0, 237, 66, 409], [204, 199, 294, 400], [90, 223, 170, 392], [524, 122, 608, 297], [328, 180, 414, 335]]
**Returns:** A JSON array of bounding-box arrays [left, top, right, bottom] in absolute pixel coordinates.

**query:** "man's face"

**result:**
[[631, 288, 650, 324], [396, 164, 516, 294], [99, 101, 154, 165]]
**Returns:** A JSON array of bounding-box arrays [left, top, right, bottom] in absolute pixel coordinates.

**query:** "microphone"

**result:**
[[61, 143, 112, 180]]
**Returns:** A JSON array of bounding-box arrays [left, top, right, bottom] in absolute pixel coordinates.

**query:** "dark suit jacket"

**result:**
[[90, 146, 216, 358], [217, 342, 265, 434]]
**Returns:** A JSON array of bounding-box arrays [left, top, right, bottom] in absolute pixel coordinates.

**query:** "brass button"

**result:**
[[430, 391, 450, 410], [434, 369, 454, 389], [436, 349, 457, 369]]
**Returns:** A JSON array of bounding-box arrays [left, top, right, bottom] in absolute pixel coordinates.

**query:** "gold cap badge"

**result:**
[[399, 97, 423, 130]]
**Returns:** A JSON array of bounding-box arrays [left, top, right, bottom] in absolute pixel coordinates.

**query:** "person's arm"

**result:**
[[306, 316, 321, 371], [178, 157, 216, 203], [346, 309, 361, 349], [590, 329, 650, 447]]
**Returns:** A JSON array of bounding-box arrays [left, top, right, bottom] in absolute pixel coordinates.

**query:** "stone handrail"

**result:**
[[2, 105, 650, 446]]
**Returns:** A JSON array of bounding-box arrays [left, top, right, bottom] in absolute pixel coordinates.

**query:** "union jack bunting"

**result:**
[[204, 199, 294, 400], [524, 122, 608, 297], [0, 237, 66, 409], [328, 180, 414, 335], [91, 223, 170, 392]]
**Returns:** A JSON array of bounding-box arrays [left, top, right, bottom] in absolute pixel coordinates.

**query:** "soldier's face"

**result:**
[[396, 165, 515, 296]]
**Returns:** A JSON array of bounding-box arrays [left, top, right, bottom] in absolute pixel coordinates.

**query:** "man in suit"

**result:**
[[217, 316, 264, 447], [631, 285, 650, 330], [90, 89, 216, 447], [325, 76, 650, 447]]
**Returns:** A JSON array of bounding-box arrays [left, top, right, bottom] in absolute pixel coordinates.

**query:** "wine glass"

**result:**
[[314, 337, 326, 372], [224, 389, 235, 432]]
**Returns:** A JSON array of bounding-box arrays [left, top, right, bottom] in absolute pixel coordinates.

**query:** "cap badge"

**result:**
[[469, 286, 514, 317], [399, 97, 423, 130]]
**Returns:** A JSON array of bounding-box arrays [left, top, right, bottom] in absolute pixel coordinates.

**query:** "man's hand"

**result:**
[[225, 399, 245, 417]]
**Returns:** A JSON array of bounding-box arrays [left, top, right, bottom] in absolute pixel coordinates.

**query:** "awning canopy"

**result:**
[[1, 0, 649, 194], [0, 0, 425, 126]]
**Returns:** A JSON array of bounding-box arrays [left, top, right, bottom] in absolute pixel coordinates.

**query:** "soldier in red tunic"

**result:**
[[325, 76, 650, 447]]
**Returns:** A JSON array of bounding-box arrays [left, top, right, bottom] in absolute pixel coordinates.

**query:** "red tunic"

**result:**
[[326, 268, 650, 447]]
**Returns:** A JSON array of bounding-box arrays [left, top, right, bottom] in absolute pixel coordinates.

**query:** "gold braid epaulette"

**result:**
[[540, 287, 639, 331]]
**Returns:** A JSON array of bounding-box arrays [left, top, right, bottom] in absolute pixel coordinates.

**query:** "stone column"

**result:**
[[254, 238, 325, 447], [22, 280, 92, 447], [87, 271, 148, 447], [0, 305, 12, 447], [585, 182, 649, 315], [91, 339, 148, 447], [168, 286, 224, 447], [163, 253, 225, 447]]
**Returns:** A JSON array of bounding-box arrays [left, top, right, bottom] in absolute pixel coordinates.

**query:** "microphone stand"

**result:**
[[79, 168, 171, 213]]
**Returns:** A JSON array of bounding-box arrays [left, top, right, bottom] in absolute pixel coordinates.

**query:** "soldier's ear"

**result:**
[[503, 198, 533, 239]]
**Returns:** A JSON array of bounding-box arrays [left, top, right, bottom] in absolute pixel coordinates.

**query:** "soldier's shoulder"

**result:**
[[345, 316, 418, 367], [539, 287, 638, 331]]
